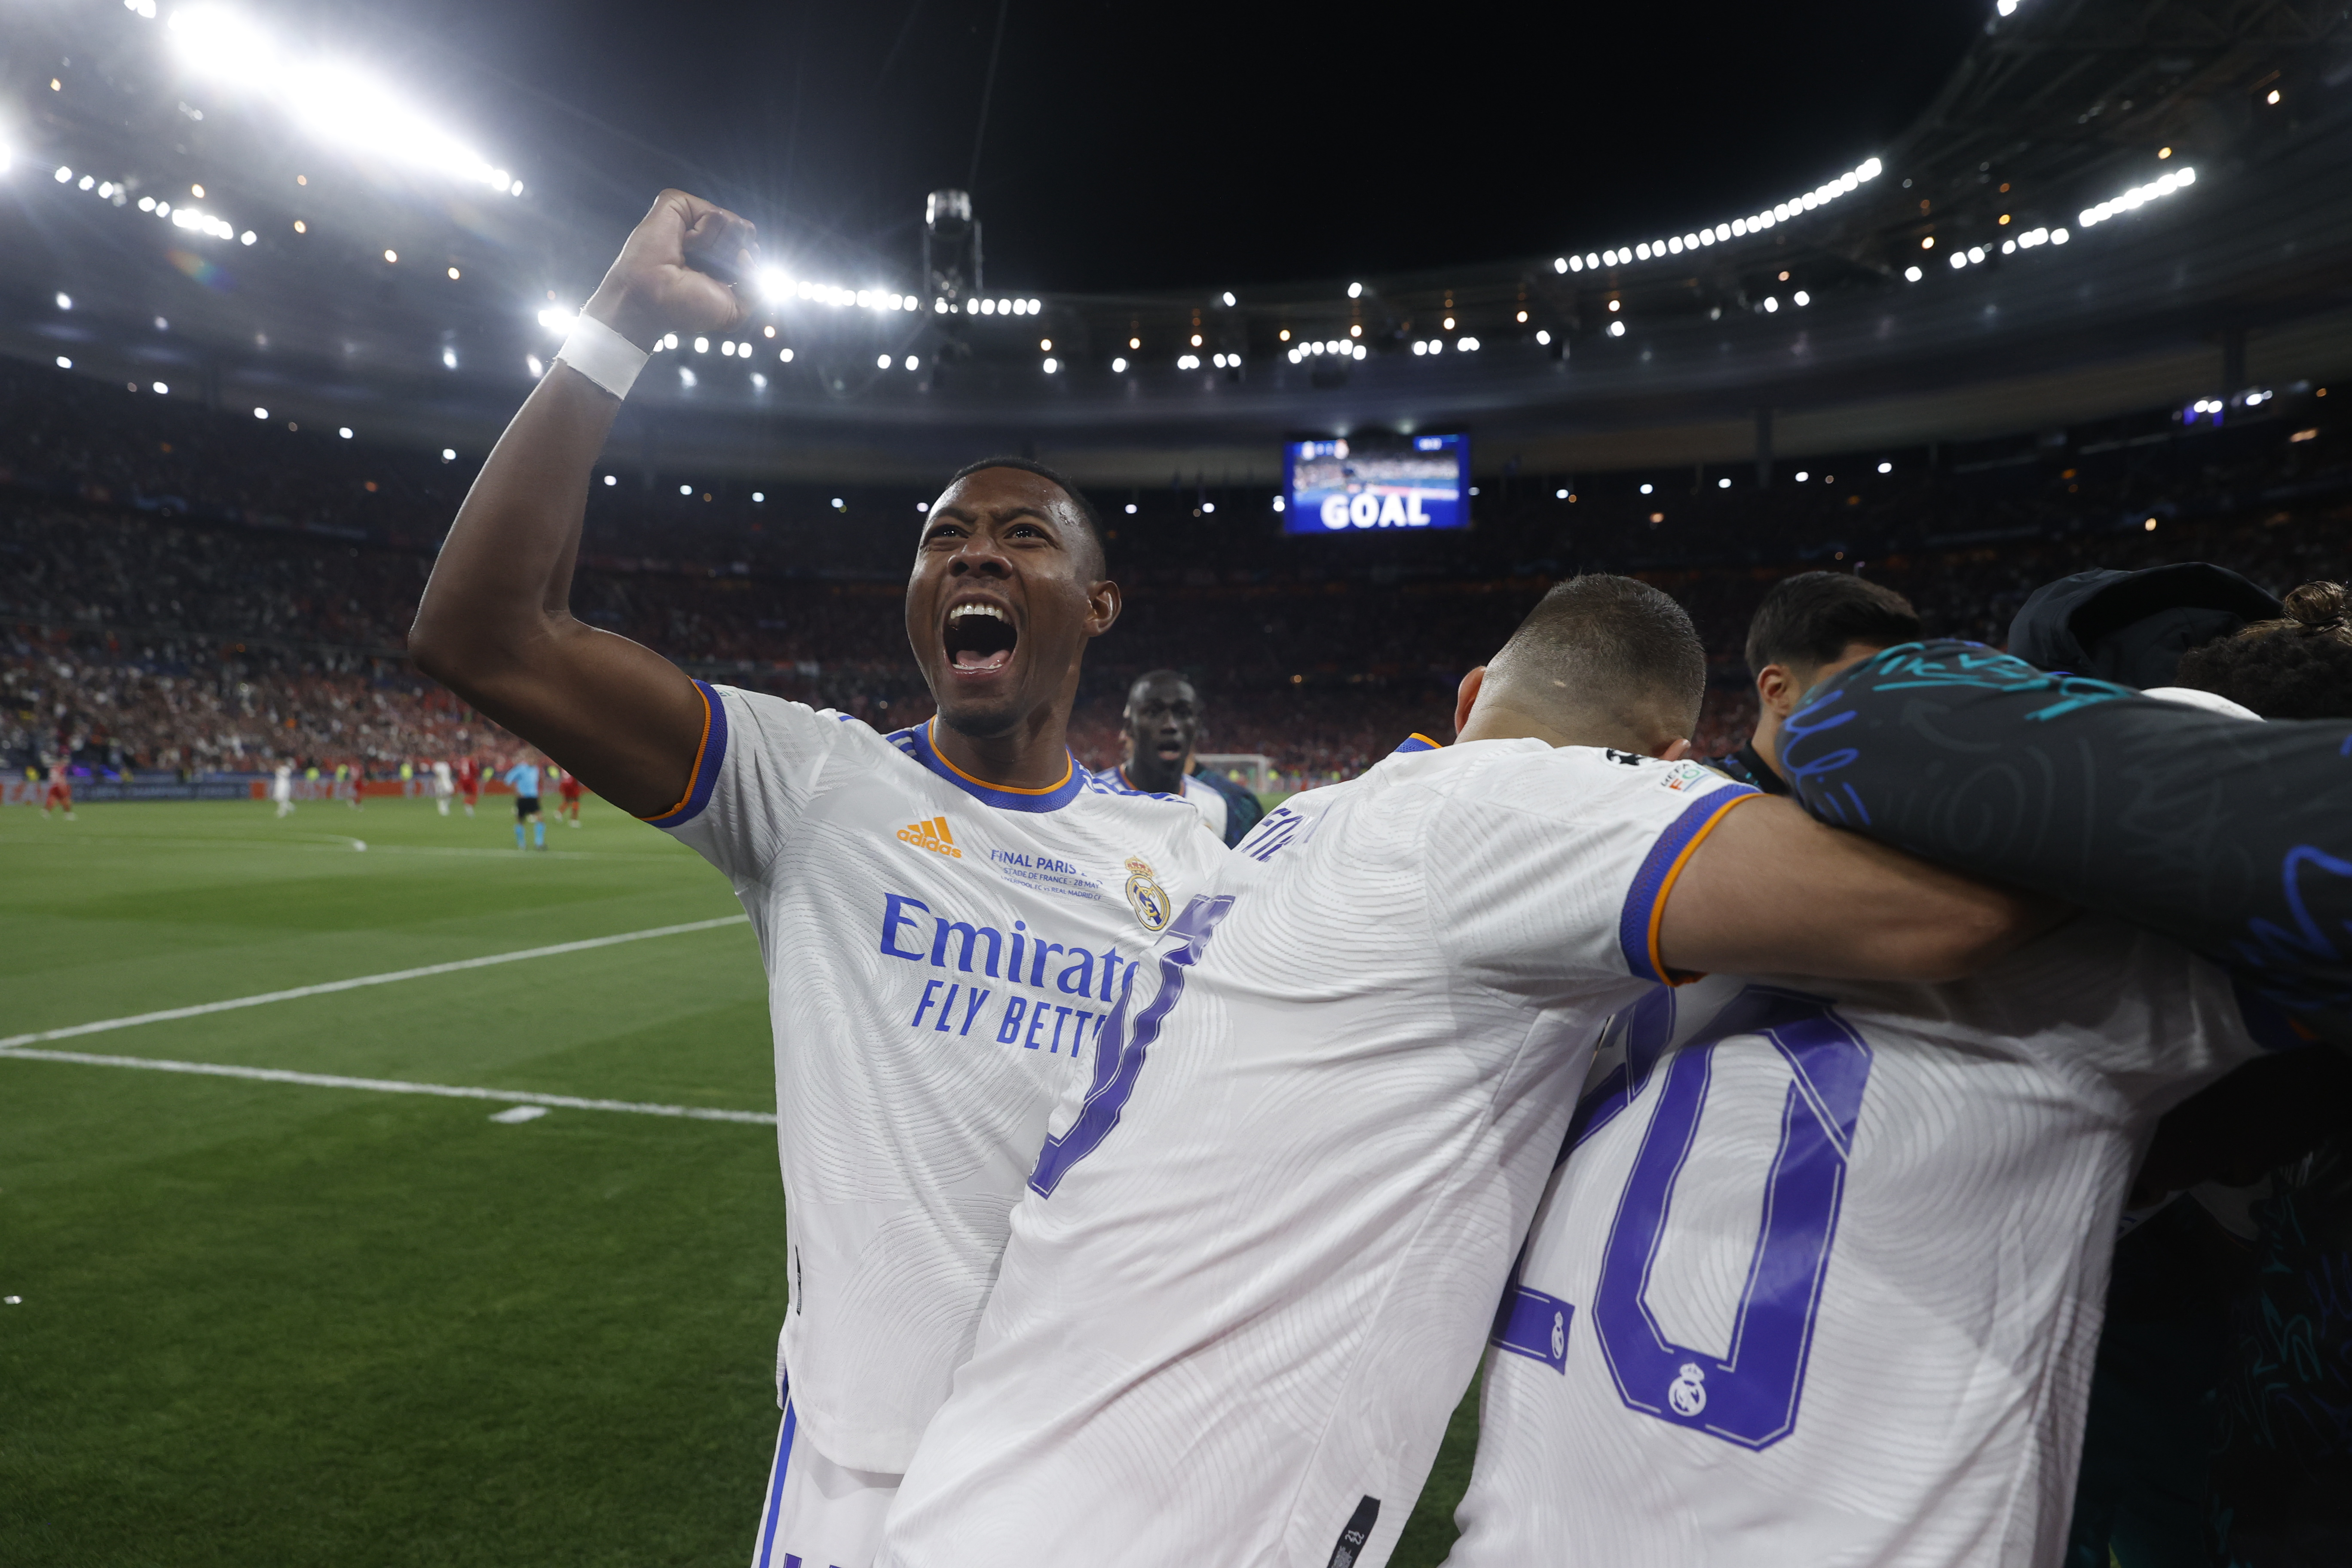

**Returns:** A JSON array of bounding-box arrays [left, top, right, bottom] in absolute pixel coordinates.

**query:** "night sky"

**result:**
[[268, 0, 1986, 292]]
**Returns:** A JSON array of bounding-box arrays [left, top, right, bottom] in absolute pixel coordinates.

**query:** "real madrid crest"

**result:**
[[1123, 855, 1172, 932]]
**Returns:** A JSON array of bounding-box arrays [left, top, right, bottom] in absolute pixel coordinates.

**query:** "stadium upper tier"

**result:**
[[3, 0, 2350, 484]]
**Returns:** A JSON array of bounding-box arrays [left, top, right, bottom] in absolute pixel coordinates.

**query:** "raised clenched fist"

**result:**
[[582, 189, 759, 351]]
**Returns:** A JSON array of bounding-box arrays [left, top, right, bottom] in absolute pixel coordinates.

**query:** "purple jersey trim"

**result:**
[[888, 721, 1087, 814], [643, 680, 730, 830], [1617, 784, 1761, 984]]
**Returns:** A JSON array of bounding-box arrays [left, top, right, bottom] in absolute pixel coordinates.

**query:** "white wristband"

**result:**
[[554, 313, 650, 401]]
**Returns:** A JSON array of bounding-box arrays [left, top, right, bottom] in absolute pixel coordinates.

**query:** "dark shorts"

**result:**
[[515, 796, 541, 820]]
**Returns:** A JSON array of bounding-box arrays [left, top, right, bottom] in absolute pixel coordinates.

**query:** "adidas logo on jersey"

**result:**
[[897, 815, 963, 858]]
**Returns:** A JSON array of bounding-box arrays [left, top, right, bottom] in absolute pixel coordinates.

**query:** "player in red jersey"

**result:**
[[456, 754, 481, 817], [555, 762, 584, 826], [41, 758, 74, 820]]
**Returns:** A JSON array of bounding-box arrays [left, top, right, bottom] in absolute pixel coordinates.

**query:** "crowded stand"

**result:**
[[7, 353, 2345, 788]]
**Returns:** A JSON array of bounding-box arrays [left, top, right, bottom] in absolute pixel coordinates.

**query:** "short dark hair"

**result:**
[[1126, 668, 1195, 703], [1745, 572, 1922, 679], [1487, 574, 1707, 741], [2174, 581, 2352, 719], [943, 455, 1108, 578]]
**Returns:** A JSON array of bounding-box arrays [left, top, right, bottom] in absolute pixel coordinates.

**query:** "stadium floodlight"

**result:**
[[877, 354, 892, 369], [679, 484, 692, 496], [1967, 246, 1985, 263], [1125, 503, 1138, 514], [2078, 167, 2196, 229], [1793, 290, 1810, 306], [1764, 297, 1780, 312], [1608, 320, 1625, 337], [1458, 337, 1480, 351], [240, 230, 257, 244], [1112, 356, 1127, 372], [168, 7, 523, 197], [441, 447, 456, 460], [1042, 357, 1058, 374], [603, 474, 616, 486], [526, 354, 545, 377], [752, 492, 765, 502], [55, 165, 71, 182], [55, 292, 71, 309], [750, 372, 768, 387], [778, 348, 794, 362], [1640, 484, 1654, 495], [1222, 291, 1236, 306], [340, 427, 353, 439], [252, 406, 268, 418], [1039, 337, 1052, 352], [153, 381, 169, 393], [1718, 477, 1731, 489], [692, 336, 709, 354], [1877, 461, 1893, 473], [1950, 252, 1968, 270], [54, 355, 71, 369], [903, 356, 917, 371], [678, 367, 696, 386], [1535, 329, 1551, 345], [441, 348, 458, 369], [1905, 265, 1923, 281], [1557, 257, 1571, 273], [1347, 282, 1363, 299]]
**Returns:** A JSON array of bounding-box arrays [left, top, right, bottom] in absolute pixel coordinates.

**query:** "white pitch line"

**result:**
[[0, 1047, 775, 1124], [0, 915, 750, 1050]]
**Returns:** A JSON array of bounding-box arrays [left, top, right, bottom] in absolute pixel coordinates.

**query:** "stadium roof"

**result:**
[[3, 0, 2350, 484]]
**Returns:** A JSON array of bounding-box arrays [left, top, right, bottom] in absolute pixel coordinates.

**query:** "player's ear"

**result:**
[[1085, 578, 1121, 639], [1454, 666, 1487, 738], [1756, 663, 1796, 717]]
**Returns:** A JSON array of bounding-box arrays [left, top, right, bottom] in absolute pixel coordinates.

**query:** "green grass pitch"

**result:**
[[0, 799, 1479, 1565]]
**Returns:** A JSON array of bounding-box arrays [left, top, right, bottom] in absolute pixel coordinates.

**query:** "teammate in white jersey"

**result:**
[[877, 577, 2042, 1568], [1450, 925, 2280, 1568], [1094, 669, 1264, 847], [407, 189, 1225, 1568]]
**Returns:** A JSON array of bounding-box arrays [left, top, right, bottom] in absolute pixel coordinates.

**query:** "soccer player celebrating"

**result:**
[[1712, 572, 1921, 794], [406, 189, 1222, 1568], [1448, 882, 2275, 1565], [1775, 620, 2352, 1041], [876, 576, 2043, 1568], [1094, 669, 1264, 846], [504, 755, 545, 850]]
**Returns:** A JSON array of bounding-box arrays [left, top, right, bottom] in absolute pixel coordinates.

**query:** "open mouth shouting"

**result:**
[[943, 598, 1019, 679]]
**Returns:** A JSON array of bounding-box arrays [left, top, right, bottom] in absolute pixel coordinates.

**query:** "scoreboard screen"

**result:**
[[1282, 432, 1470, 534]]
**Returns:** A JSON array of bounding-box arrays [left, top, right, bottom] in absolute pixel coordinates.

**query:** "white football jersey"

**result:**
[[1448, 918, 2271, 1568], [1093, 763, 1229, 842], [651, 682, 1226, 1473], [876, 738, 1761, 1568]]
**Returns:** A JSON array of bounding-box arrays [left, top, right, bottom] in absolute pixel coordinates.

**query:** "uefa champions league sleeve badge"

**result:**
[[1124, 856, 1173, 931]]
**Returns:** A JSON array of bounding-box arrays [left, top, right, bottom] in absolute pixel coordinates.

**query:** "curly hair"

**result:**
[[2173, 582, 2352, 720]]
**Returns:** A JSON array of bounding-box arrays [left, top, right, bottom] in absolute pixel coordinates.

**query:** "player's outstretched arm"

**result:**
[[1657, 796, 2059, 983], [408, 190, 757, 818]]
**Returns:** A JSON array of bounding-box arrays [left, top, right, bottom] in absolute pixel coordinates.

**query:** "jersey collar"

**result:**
[[1393, 732, 1444, 753], [1109, 765, 1182, 800], [899, 718, 1088, 813]]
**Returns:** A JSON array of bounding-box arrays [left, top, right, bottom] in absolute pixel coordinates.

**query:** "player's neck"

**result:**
[[930, 709, 1075, 792], [1745, 709, 1786, 777], [1122, 749, 1187, 796]]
